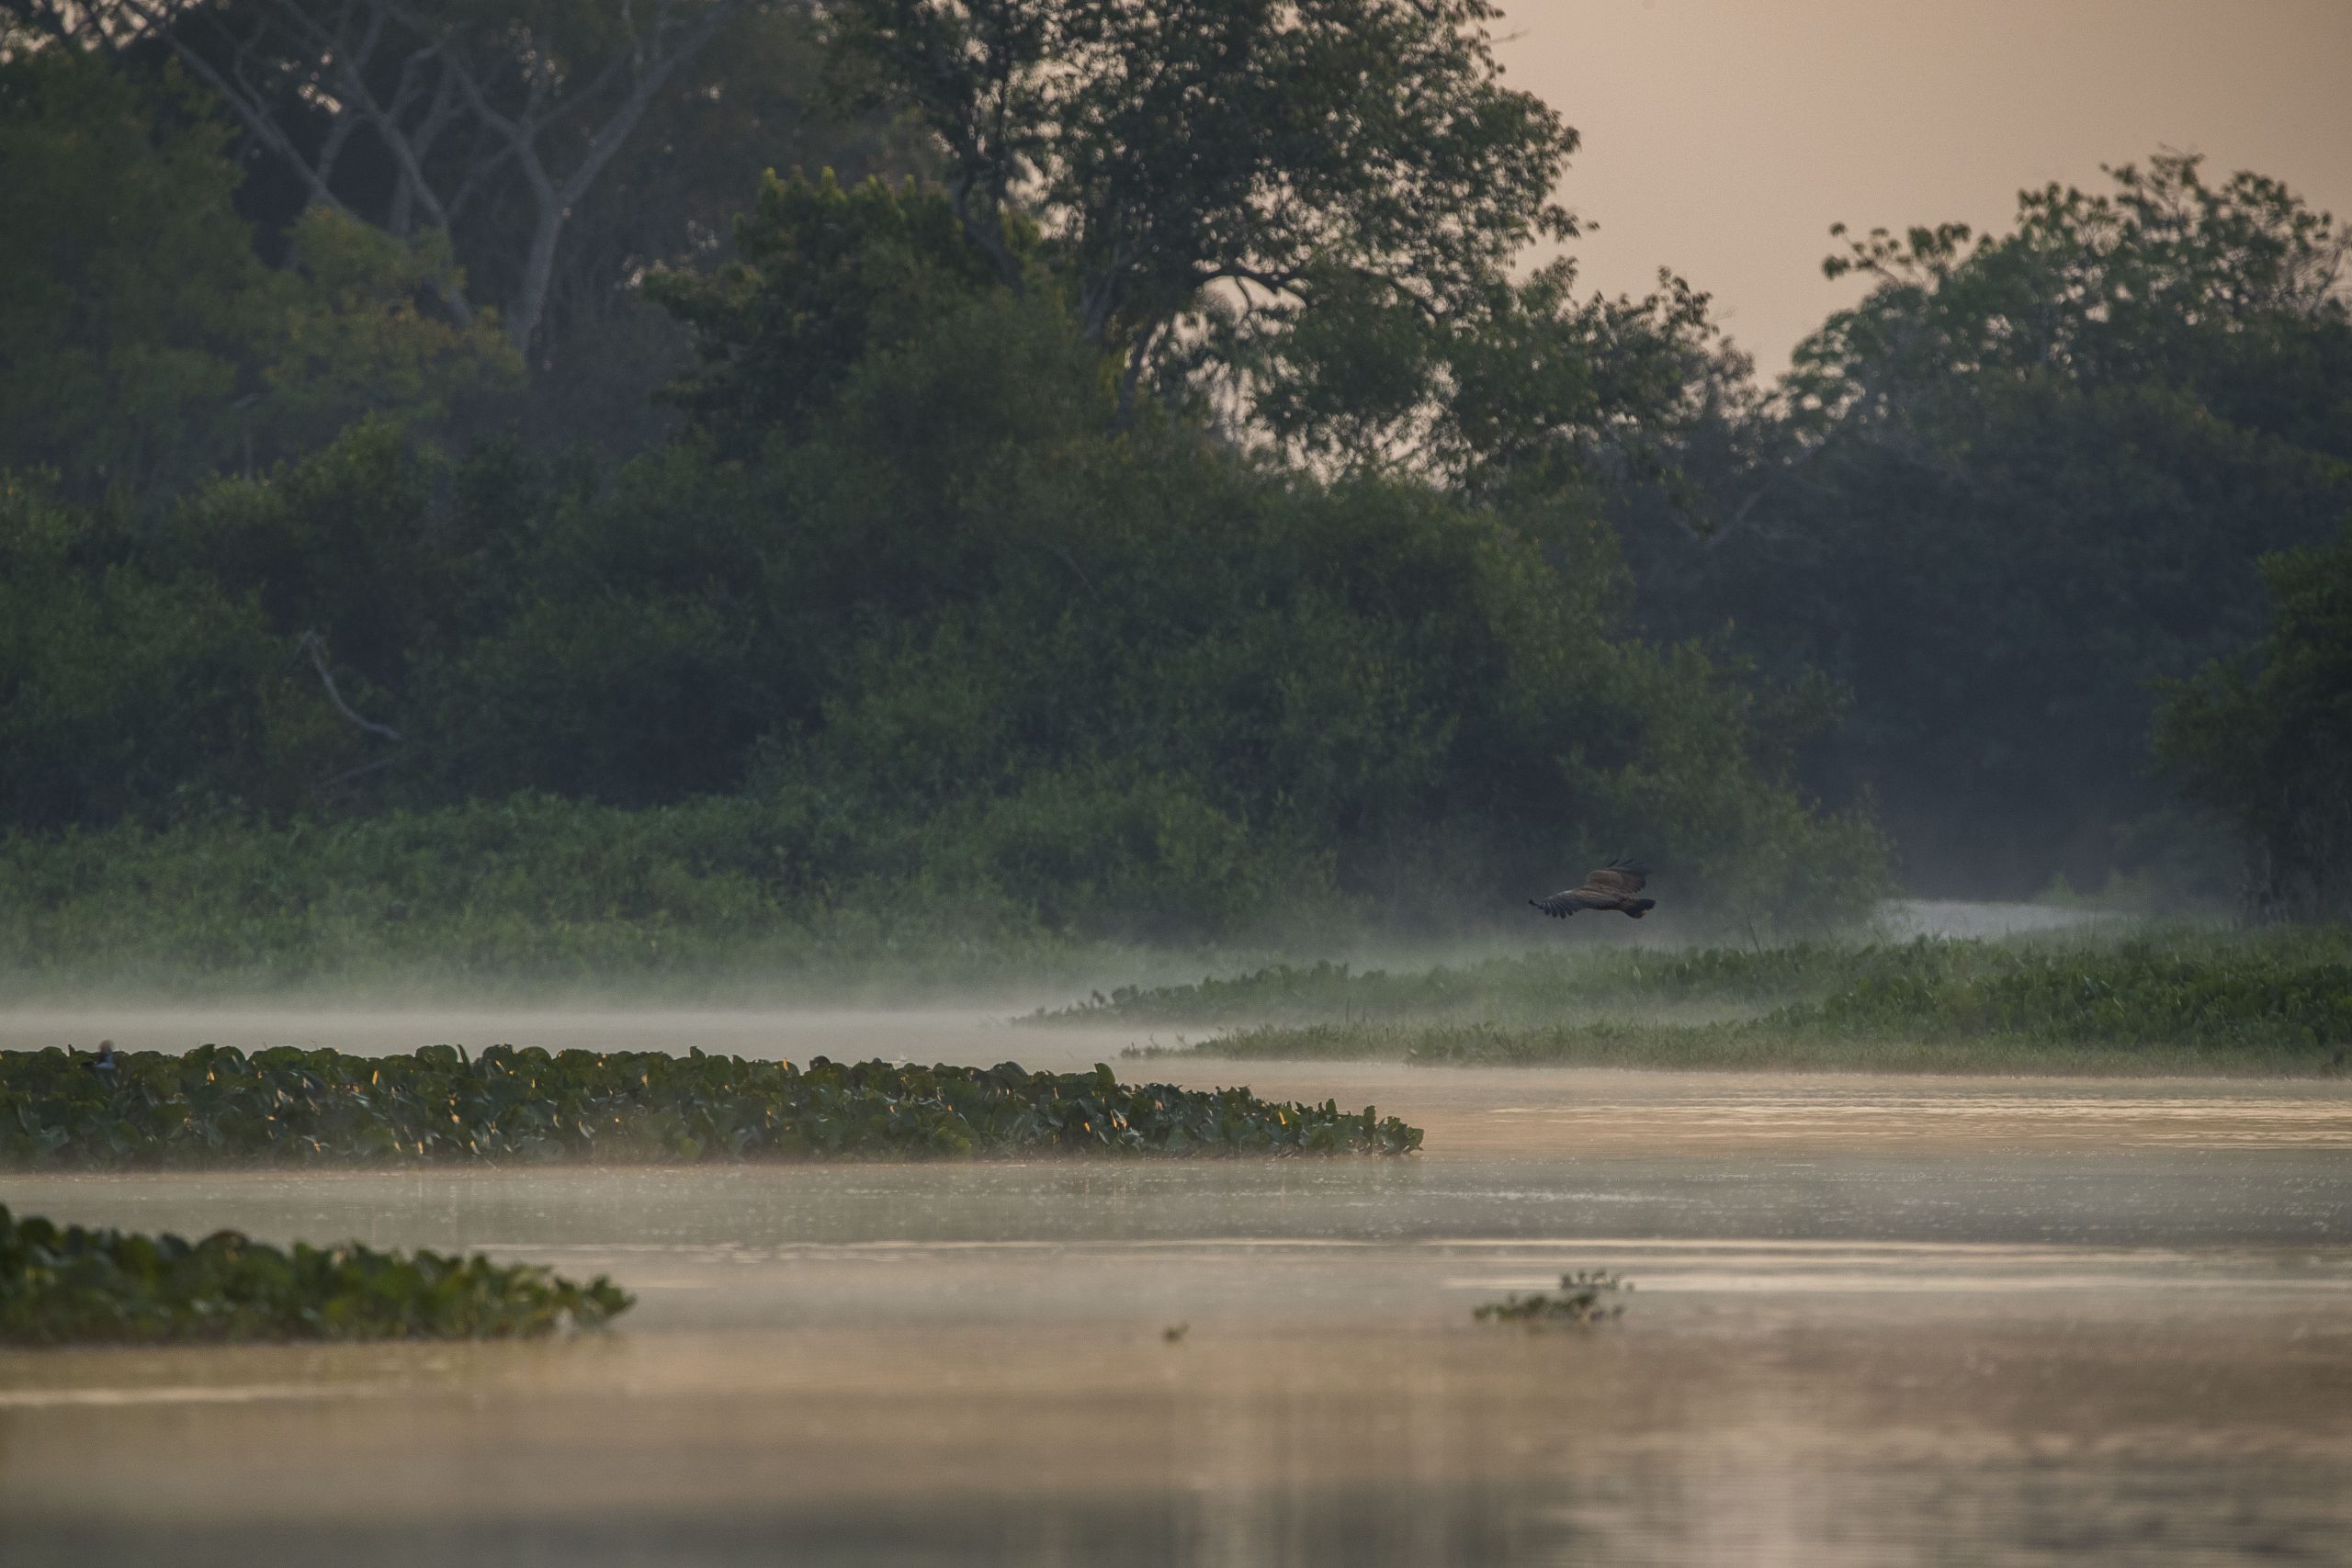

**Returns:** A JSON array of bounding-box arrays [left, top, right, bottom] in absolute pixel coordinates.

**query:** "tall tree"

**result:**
[[18, 0, 761, 353], [822, 0, 1577, 421], [0, 43, 514, 507], [1630, 154, 2352, 896], [2155, 522, 2352, 921]]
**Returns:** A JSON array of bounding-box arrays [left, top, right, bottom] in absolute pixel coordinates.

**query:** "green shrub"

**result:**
[[0, 1203, 629, 1344], [0, 476, 347, 828], [0, 1046, 1422, 1168], [2156, 521, 2352, 920], [0, 51, 514, 515]]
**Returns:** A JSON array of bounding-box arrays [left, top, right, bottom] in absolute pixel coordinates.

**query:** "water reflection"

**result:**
[[6, 1305, 2348, 1567], [3, 1059, 2348, 1566]]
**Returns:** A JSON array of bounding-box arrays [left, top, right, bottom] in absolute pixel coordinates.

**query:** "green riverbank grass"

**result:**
[[1105, 929, 2352, 1076], [0, 796, 1879, 1003], [1140, 1021, 2339, 1077]]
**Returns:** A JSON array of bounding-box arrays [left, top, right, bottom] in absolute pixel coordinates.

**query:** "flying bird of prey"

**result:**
[[1530, 860, 1656, 919]]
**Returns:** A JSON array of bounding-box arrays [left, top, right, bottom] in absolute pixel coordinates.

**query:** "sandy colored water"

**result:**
[[3, 1010, 2349, 1566]]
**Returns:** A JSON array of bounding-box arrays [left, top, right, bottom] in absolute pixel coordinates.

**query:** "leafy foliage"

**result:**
[[1, 279, 1890, 947], [1632, 153, 2352, 896], [0, 14, 1886, 953], [821, 0, 1577, 417], [11, 10, 2348, 939], [0, 47, 517, 511], [0, 474, 348, 829], [1245, 256, 1741, 494], [2155, 523, 2352, 919], [0, 1046, 1422, 1167], [646, 168, 1009, 449], [0, 1202, 630, 1344], [12, 0, 919, 457]]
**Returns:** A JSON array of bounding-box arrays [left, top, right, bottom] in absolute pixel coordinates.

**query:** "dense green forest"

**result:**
[[2, 0, 2346, 984], [1623, 156, 2352, 900]]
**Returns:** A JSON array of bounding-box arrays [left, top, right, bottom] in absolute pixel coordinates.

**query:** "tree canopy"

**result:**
[[2156, 522, 2352, 920], [0, 141, 1889, 938], [6, 4, 2347, 940], [0, 45, 514, 508], [1629, 153, 2352, 897], [822, 0, 1579, 422]]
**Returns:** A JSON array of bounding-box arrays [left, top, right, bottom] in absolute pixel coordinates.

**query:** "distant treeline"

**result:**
[[1620, 159, 2352, 908], [2, 0, 2346, 962]]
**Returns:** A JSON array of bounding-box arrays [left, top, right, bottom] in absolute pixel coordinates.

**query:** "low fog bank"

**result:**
[[1874, 899, 2143, 941], [0, 899, 2144, 1066]]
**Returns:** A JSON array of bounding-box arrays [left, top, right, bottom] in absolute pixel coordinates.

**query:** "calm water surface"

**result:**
[[2, 1009, 2347, 1566]]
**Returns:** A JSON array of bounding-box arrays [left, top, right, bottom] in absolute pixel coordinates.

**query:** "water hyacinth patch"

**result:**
[[1473, 1271, 1630, 1325], [0, 1204, 631, 1344], [0, 1047, 1422, 1168]]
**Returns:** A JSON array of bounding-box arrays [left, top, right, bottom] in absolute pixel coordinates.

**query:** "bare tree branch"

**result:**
[[100, 0, 357, 215], [297, 630, 405, 743], [74, 0, 766, 351]]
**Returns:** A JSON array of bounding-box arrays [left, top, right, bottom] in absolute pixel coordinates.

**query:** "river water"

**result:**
[[2, 1005, 2347, 1566]]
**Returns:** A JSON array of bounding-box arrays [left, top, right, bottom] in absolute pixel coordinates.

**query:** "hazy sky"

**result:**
[[1491, 0, 2352, 377]]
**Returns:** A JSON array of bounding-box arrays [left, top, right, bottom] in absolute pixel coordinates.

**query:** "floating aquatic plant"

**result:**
[[0, 1048, 1422, 1168], [0, 1203, 630, 1344], [1474, 1271, 1630, 1325]]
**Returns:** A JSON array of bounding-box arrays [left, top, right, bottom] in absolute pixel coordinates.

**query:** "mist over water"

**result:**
[[6, 930, 2348, 1566], [0, 897, 2121, 1063], [7, 0, 2348, 1555]]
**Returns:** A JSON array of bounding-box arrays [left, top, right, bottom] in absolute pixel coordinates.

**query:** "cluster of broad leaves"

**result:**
[[0, 1202, 630, 1345], [0, 1046, 1421, 1168]]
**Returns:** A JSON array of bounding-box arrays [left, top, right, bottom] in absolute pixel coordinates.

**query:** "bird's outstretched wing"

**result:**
[[1531, 887, 1601, 917], [1580, 859, 1648, 897], [1529, 858, 1657, 919]]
